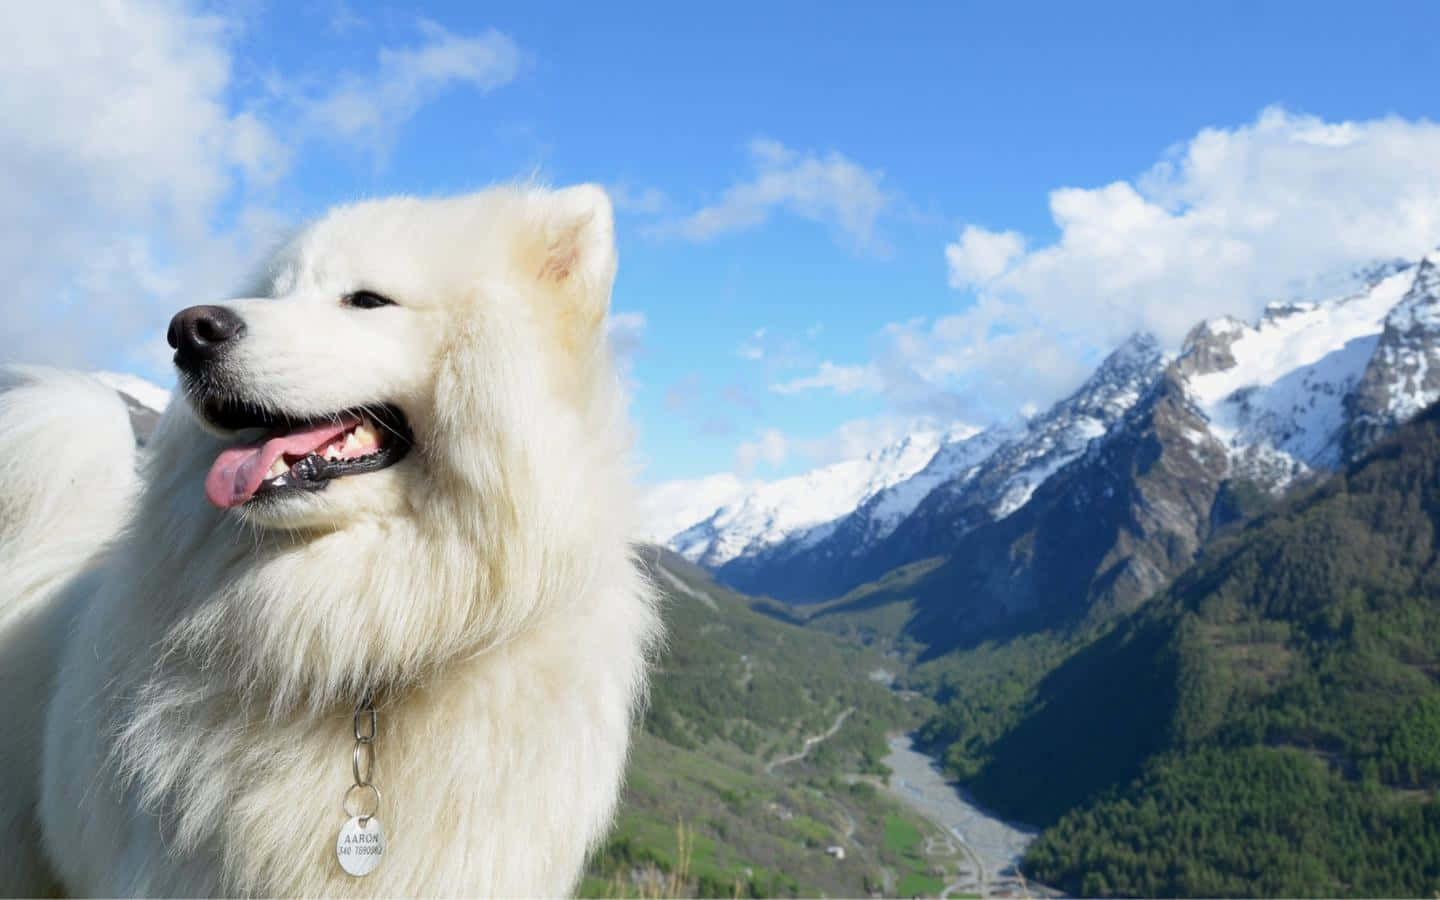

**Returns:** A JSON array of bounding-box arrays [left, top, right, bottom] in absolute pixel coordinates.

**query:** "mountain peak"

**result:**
[[1094, 331, 1163, 379], [1385, 253, 1440, 334], [1345, 254, 1440, 457], [1177, 317, 1247, 378]]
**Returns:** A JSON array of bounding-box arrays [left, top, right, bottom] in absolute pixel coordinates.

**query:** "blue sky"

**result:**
[[6, 1, 1440, 486]]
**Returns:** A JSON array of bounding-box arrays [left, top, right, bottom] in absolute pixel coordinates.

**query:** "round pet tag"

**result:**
[[336, 815, 386, 877]]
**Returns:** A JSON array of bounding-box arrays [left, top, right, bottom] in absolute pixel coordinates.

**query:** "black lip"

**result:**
[[194, 394, 414, 501], [252, 433, 411, 499]]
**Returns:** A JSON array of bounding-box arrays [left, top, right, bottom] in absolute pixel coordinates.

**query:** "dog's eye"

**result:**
[[343, 290, 397, 310]]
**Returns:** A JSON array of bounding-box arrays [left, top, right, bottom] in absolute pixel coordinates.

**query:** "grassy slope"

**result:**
[[582, 549, 949, 898]]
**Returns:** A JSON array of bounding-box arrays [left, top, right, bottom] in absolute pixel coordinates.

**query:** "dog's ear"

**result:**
[[533, 184, 616, 326]]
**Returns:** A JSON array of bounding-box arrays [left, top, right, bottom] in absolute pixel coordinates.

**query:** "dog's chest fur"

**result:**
[[41, 566, 648, 897]]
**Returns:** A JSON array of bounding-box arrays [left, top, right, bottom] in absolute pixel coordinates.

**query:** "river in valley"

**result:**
[[880, 734, 1047, 896]]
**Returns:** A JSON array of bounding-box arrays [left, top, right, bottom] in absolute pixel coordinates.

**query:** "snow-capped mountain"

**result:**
[[670, 426, 976, 569], [639, 473, 749, 545], [661, 249, 1440, 609], [707, 334, 1168, 602], [1181, 262, 1420, 486], [883, 332, 1167, 544]]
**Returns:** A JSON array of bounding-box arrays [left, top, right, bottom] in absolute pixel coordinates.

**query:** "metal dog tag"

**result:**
[[336, 815, 386, 876]]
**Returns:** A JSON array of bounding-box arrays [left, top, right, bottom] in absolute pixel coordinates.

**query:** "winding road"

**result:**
[[765, 707, 855, 774]]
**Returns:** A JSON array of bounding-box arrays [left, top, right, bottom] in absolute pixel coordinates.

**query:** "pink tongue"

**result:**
[[205, 417, 360, 509]]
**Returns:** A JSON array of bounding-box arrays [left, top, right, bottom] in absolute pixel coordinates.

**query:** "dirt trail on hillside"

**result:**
[[765, 707, 854, 773]]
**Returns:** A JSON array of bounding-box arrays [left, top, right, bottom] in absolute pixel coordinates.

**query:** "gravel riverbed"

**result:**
[[881, 734, 1038, 879]]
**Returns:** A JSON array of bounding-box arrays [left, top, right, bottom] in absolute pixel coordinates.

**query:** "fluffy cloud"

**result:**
[[652, 138, 894, 250], [0, 4, 522, 376], [941, 108, 1440, 396], [735, 428, 790, 472], [770, 361, 884, 396], [0, 2, 281, 372], [785, 108, 1440, 418], [301, 21, 522, 140], [945, 226, 1025, 285]]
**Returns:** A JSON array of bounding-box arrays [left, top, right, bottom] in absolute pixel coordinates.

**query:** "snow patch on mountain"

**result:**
[[670, 427, 973, 567], [640, 473, 751, 545], [1185, 265, 1417, 483], [972, 333, 1168, 519], [860, 426, 1015, 543]]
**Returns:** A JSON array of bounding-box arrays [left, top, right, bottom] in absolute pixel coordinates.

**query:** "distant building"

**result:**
[[824, 845, 846, 860]]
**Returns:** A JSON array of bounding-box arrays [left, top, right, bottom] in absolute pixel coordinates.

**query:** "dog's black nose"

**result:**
[[168, 305, 246, 370]]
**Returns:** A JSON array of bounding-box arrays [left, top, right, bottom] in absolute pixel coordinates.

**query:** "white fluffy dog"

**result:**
[[0, 185, 660, 896]]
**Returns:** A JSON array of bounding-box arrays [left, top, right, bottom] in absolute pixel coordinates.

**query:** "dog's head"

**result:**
[[131, 184, 651, 712], [168, 184, 621, 532]]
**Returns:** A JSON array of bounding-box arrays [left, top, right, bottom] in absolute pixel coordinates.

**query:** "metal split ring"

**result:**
[[343, 782, 382, 825], [353, 740, 375, 787]]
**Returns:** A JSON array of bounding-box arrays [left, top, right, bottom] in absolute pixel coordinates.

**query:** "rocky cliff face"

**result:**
[[904, 368, 1232, 651], [1345, 254, 1440, 458]]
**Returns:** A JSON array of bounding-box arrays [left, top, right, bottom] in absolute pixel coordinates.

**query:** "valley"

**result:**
[[615, 249, 1440, 898], [581, 551, 1059, 899]]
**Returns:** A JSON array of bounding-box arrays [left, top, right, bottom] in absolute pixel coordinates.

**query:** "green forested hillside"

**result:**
[[956, 405, 1440, 896]]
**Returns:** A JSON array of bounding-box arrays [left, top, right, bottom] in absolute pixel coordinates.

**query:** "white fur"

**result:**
[[0, 184, 660, 896]]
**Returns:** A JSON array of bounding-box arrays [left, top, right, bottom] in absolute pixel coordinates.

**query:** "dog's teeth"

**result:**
[[324, 445, 343, 460], [353, 424, 379, 449], [266, 459, 288, 479]]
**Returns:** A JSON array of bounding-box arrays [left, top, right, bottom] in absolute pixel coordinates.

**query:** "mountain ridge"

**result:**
[[662, 252, 1440, 619]]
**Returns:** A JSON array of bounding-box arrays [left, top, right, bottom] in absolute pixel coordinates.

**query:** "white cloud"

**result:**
[[944, 108, 1440, 374], [638, 472, 750, 543], [736, 428, 789, 472], [0, 2, 284, 373], [788, 108, 1440, 420], [945, 226, 1025, 285], [651, 138, 894, 250], [770, 361, 884, 396], [0, 4, 522, 376], [302, 21, 522, 140]]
